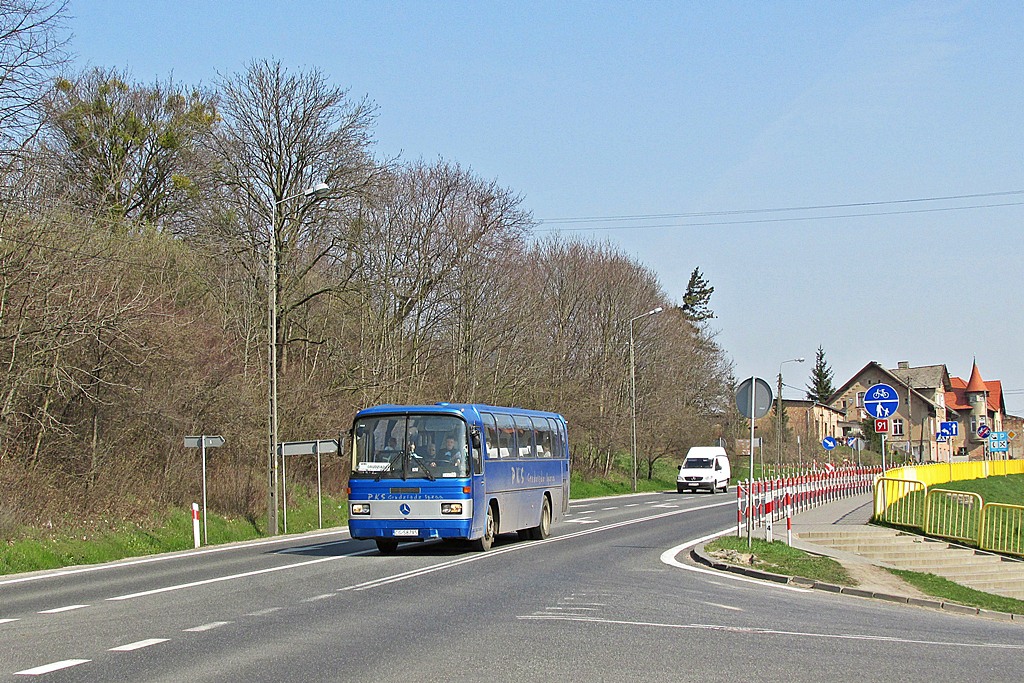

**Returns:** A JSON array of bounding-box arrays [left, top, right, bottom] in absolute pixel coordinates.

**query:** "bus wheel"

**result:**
[[376, 539, 399, 555], [474, 505, 495, 551], [529, 498, 552, 540]]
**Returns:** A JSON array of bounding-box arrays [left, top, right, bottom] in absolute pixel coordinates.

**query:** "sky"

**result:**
[[66, 1, 1024, 413]]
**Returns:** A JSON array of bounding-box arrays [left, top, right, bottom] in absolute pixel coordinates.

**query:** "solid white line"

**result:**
[[516, 614, 1024, 650], [109, 638, 168, 651], [183, 621, 232, 632], [107, 555, 343, 601], [15, 659, 91, 675], [38, 604, 89, 614], [659, 529, 809, 592], [0, 529, 353, 587]]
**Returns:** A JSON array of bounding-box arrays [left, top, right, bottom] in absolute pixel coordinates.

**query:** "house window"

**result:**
[[970, 416, 977, 435], [892, 418, 904, 437], [856, 392, 865, 407]]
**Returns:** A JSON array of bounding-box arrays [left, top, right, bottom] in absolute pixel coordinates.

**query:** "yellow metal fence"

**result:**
[[873, 459, 1024, 558]]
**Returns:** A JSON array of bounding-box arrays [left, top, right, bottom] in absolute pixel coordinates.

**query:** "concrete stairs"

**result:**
[[797, 526, 1024, 600]]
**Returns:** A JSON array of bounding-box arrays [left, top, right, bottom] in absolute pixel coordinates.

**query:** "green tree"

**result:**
[[41, 67, 216, 227], [805, 345, 835, 402], [679, 267, 715, 322]]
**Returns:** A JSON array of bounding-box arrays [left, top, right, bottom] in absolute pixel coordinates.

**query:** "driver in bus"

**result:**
[[442, 436, 464, 468]]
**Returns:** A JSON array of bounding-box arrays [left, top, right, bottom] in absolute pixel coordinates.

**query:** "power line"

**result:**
[[537, 189, 1024, 225], [534, 200, 1024, 233]]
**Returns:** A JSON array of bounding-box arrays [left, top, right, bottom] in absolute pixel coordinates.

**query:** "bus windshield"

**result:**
[[352, 414, 469, 479]]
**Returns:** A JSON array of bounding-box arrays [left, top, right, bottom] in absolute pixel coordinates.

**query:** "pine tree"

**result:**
[[805, 345, 835, 402], [680, 267, 715, 322]]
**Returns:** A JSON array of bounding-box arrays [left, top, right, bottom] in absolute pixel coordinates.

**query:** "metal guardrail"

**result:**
[[874, 477, 926, 527], [980, 503, 1024, 557], [874, 472, 1024, 558], [924, 488, 982, 543]]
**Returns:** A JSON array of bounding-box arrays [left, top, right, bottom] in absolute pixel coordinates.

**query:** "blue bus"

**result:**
[[347, 403, 570, 553]]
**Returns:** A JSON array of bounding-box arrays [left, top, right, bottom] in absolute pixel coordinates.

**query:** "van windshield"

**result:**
[[683, 458, 713, 469]]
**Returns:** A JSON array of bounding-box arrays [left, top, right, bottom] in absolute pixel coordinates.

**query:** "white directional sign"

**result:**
[[863, 383, 899, 419]]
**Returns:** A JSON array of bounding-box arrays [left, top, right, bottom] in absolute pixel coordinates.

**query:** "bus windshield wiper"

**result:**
[[377, 451, 406, 481]]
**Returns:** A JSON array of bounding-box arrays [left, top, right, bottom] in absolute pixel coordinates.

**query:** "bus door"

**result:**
[[473, 413, 499, 539]]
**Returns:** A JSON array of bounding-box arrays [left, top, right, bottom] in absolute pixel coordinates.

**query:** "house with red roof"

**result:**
[[945, 361, 1007, 460]]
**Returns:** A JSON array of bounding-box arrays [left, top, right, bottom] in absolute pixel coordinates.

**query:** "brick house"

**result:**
[[827, 361, 957, 463]]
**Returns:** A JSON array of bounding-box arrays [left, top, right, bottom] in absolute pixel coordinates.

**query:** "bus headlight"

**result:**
[[441, 503, 463, 515], [351, 503, 371, 515]]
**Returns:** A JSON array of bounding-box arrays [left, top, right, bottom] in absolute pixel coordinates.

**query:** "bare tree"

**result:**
[[0, 0, 68, 156]]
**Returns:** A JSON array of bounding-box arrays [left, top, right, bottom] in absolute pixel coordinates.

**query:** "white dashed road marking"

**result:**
[[0, 618, 20, 624], [109, 638, 168, 651], [183, 621, 232, 632], [15, 659, 91, 675], [38, 604, 89, 614]]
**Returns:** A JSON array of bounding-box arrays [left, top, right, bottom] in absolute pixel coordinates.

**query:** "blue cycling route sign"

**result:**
[[863, 383, 899, 419]]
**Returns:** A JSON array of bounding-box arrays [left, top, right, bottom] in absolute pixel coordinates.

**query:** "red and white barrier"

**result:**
[[737, 466, 882, 545]]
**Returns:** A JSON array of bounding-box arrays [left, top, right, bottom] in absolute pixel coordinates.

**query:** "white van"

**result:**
[[676, 446, 731, 494]]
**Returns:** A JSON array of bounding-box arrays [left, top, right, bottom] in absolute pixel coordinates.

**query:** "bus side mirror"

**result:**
[[471, 430, 481, 450]]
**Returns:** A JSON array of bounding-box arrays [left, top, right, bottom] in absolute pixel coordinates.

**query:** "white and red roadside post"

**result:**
[[192, 503, 201, 548], [785, 486, 793, 546], [736, 483, 744, 537], [764, 486, 774, 543]]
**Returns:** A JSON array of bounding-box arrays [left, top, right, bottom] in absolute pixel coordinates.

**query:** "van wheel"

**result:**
[[473, 505, 495, 551]]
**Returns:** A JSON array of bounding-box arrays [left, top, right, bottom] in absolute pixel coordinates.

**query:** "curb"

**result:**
[[689, 543, 1021, 624]]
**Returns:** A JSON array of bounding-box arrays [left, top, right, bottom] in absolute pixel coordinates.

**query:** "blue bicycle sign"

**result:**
[[863, 383, 899, 419]]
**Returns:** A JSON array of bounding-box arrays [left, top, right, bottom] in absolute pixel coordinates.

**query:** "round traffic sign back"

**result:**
[[735, 377, 773, 419]]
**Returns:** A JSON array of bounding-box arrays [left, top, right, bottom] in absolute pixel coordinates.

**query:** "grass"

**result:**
[[704, 534, 854, 585], [931, 473, 1024, 506], [885, 567, 1024, 615], [0, 491, 349, 577]]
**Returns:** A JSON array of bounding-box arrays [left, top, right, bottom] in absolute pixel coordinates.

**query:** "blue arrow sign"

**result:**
[[822, 436, 837, 450], [939, 421, 959, 437], [863, 383, 899, 419]]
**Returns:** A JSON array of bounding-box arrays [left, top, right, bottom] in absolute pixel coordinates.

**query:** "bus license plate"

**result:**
[[393, 529, 418, 536]]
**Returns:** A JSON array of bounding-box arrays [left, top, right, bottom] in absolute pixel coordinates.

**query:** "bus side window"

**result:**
[[496, 413, 515, 458], [533, 417, 552, 458], [549, 418, 565, 458], [514, 415, 534, 458], [483, 413, 499, 460]]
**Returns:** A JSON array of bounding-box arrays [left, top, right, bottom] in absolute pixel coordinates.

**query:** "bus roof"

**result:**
[[354, 403, 566, 423]]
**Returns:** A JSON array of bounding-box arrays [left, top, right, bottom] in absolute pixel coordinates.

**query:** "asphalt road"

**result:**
[[1, 491, 1021, 682]]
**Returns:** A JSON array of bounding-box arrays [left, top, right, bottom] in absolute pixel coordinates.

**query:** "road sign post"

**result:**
[[184, 435, 225, 545], [280, 439, 339, 533], [735, 376, 773, 548]]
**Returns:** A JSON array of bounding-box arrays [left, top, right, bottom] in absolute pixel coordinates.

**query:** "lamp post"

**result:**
[[629, 306, 663, 492], [776, 357, 804, 469], [268, 181, 331, 535]]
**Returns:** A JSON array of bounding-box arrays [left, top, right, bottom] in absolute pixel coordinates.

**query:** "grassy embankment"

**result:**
[[0, 490, 349, 576]]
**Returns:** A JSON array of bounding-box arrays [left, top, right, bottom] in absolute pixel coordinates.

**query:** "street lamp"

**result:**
[[268, 181, 331, 535], [629, 306, 663, 492], [776, 357, 805, 468]]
